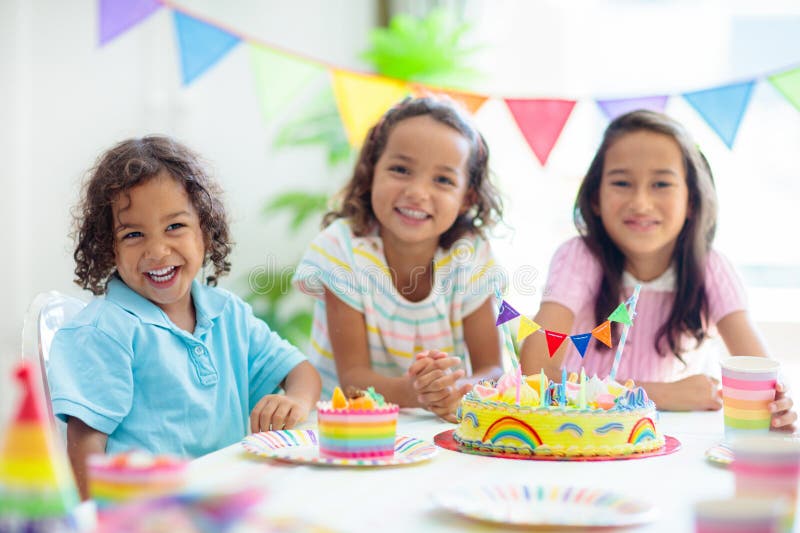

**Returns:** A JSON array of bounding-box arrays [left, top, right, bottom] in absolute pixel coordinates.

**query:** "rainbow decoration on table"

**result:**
[[0, 361, 79, 531], [482, 417, 543, 449], [627, 418, 657, 445]]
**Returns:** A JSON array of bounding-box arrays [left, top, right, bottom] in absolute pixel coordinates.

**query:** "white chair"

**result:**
[[21, 291, 87, 433]]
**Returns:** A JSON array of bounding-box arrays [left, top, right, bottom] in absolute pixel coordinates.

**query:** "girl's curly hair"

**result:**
[[73, 136, 232, 295], [322, 96, 502, 248]]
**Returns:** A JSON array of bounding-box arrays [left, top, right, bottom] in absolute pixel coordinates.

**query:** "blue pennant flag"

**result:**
[[569, 333, 592, 358], [683, 81, 755, 148], [174, 12, 241, 85]]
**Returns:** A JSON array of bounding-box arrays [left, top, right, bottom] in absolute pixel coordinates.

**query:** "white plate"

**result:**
[[241, 429, 437, 466], [434, 484, 657, 527]]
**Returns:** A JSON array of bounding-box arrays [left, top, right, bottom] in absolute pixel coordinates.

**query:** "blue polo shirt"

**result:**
[[47, 277, 307, 457]]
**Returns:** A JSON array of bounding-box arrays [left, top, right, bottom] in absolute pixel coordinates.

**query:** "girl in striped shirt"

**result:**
[[294, 97, 505, 421], [520, 110, 795, 430]]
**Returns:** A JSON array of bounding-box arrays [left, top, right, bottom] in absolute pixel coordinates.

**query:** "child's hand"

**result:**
[[770, 382, 797, 432], [646, 374, 722, 411], [250, 394, 310, 433], [408, 350, 470, 422]]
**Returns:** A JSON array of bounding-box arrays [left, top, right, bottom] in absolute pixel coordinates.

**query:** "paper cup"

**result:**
[[720, 356, 779, 438], [694, 497, 785, 533], [732, 436, 800, 533]]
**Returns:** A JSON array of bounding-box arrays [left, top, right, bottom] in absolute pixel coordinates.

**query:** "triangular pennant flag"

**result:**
[[99, 0, 161, 46], [768, 67, 800, 112], [591, 321, 612, 348], [596, 95, 668, 121], [174, 11, 241, 85], [0, 362, 79, 522], [495, 300, 520, 326], [249, 44, 325, 121], [410, 84, 489, 115], [569, 333, 593, 358], [607, 303, 632, 325], [516, 316, 541, 343], [504, 99, 576, 165], [330, 70, 409, 147], [544, 330, 568, 357], [683, 81, 755, 148]]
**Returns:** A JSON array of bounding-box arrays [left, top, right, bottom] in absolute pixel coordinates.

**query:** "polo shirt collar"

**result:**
[[106, 276, 228, 333]]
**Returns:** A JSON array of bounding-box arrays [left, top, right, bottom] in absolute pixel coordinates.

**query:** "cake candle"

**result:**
[[539, 369, 547, 407], [578, 368, 587, 409], [561, 367, 567, 406]]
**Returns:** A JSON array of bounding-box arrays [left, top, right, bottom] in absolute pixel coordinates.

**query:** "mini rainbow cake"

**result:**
[[88, 451, 188, 508], [317, 387, 399, 459], [454, 370, 664, 457]]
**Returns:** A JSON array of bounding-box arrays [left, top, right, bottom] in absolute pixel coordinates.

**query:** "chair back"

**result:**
[[21, 291, 88, 427]]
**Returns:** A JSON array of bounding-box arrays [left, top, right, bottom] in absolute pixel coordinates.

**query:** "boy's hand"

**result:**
[[250, 394, 310, 433], [770, 382, 797, 432]]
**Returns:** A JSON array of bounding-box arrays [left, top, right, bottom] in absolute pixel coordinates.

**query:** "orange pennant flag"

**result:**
[[591, 321, 612, 348], [330, 69, 409, 147], [410, 84, 489, 115]]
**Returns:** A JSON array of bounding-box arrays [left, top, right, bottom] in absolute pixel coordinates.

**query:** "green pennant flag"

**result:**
[[608, 302, 632, 325], [768, 67, 800, 112], [249, 44, 325, 121]]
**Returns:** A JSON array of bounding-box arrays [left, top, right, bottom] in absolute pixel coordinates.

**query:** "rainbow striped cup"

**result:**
[[732, 436, 800, 533], [694, 497, 785, 533], [720, 356, 779, 438]]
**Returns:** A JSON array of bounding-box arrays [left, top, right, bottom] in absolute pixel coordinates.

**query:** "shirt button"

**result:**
[[194, 346, 204, 355]]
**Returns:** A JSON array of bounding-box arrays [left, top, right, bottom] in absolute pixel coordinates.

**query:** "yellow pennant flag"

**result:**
[[330, 69, 409, 147], [517, 316, 541, 343]]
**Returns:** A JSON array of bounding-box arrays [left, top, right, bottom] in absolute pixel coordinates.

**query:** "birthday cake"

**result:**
[[87, 451, 188, 507], [454, 371, 664, 457], [316, 387, 399, 459]]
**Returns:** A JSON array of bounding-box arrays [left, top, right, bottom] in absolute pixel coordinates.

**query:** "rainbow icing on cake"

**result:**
[[316, 387, 399, 459], [88, 451, 188, 508], [454, 370, 664, 457]]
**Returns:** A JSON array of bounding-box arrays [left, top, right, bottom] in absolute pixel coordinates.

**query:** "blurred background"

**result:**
[[2, 0, 799, 420]]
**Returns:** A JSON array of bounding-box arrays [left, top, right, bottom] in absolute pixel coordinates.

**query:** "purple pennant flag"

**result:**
[[99, 0, 162, 46], [596, 95, 668, 121], [569, 333, 592, 358], [495, 300, 520, 326]]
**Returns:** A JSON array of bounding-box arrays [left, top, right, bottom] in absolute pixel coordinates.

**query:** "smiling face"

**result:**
[[370, 114, 472, 258], [596, 130, 690, 279], [112, 171, 206, 321]]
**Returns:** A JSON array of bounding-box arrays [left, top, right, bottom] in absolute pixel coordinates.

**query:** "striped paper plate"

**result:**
[[241, 429, 437, 466], [705, 442, 734, 466], [433, 484, 657, 527]]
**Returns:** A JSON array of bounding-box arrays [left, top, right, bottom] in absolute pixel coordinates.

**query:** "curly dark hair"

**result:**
[[72, 135, 232, 295], [322, 96, 502, 248], [574, 110, 718, 360]]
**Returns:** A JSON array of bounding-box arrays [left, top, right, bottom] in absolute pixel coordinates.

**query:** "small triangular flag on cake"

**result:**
[[516, 316, 541, 343], [591, 321, 613, 348], [495, 300, 520, 326], [544, 330, 568, 357], [569, 333, 593, 358], [0, 361, 79, 529], [608, 303, 633, 325]]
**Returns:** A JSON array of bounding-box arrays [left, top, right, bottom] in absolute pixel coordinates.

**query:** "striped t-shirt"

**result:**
[[293, 219, 506, 398], [541, 237, 747, 382]]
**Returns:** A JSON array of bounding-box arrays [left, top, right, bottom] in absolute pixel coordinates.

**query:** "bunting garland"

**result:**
[[494, 295, 636, 359], [97, 1, 800, 159]]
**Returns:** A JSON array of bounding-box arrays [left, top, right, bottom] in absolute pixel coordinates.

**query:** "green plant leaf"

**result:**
[[264, 191, 329, 232]]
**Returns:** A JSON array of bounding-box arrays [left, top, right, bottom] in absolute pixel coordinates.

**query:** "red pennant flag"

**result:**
[[544, 330, 568, 357], [504, 98, 576, 165], [591, 321, 612, 348]]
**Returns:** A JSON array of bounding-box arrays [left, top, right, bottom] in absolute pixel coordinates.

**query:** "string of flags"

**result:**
[[98, 0, 800, 163], [495, 295, 636, 358]]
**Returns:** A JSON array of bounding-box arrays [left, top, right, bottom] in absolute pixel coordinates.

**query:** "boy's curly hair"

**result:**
[[73, 136, 232, 295], [323, 96, 502, 248]]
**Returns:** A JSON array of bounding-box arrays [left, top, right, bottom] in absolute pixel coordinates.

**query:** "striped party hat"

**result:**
[[0, 360, 79, 528]]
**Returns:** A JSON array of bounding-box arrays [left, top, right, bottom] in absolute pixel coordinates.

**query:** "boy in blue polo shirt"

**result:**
[[48, 136, 320, 498]]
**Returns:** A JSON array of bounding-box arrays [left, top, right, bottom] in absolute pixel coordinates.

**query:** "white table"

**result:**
[[189, 409, 745, 532]]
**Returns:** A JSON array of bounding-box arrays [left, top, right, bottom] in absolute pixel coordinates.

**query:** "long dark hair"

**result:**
[[73, 135, 232, 295], [574, 110, 718, 359], [323, 96, 502, 248]]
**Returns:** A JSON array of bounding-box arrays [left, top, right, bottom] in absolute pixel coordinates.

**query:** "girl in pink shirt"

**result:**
[[520, 110, 795, 430]]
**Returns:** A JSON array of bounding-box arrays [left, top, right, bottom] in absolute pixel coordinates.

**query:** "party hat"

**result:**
[[0, 360, 79, 529]]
